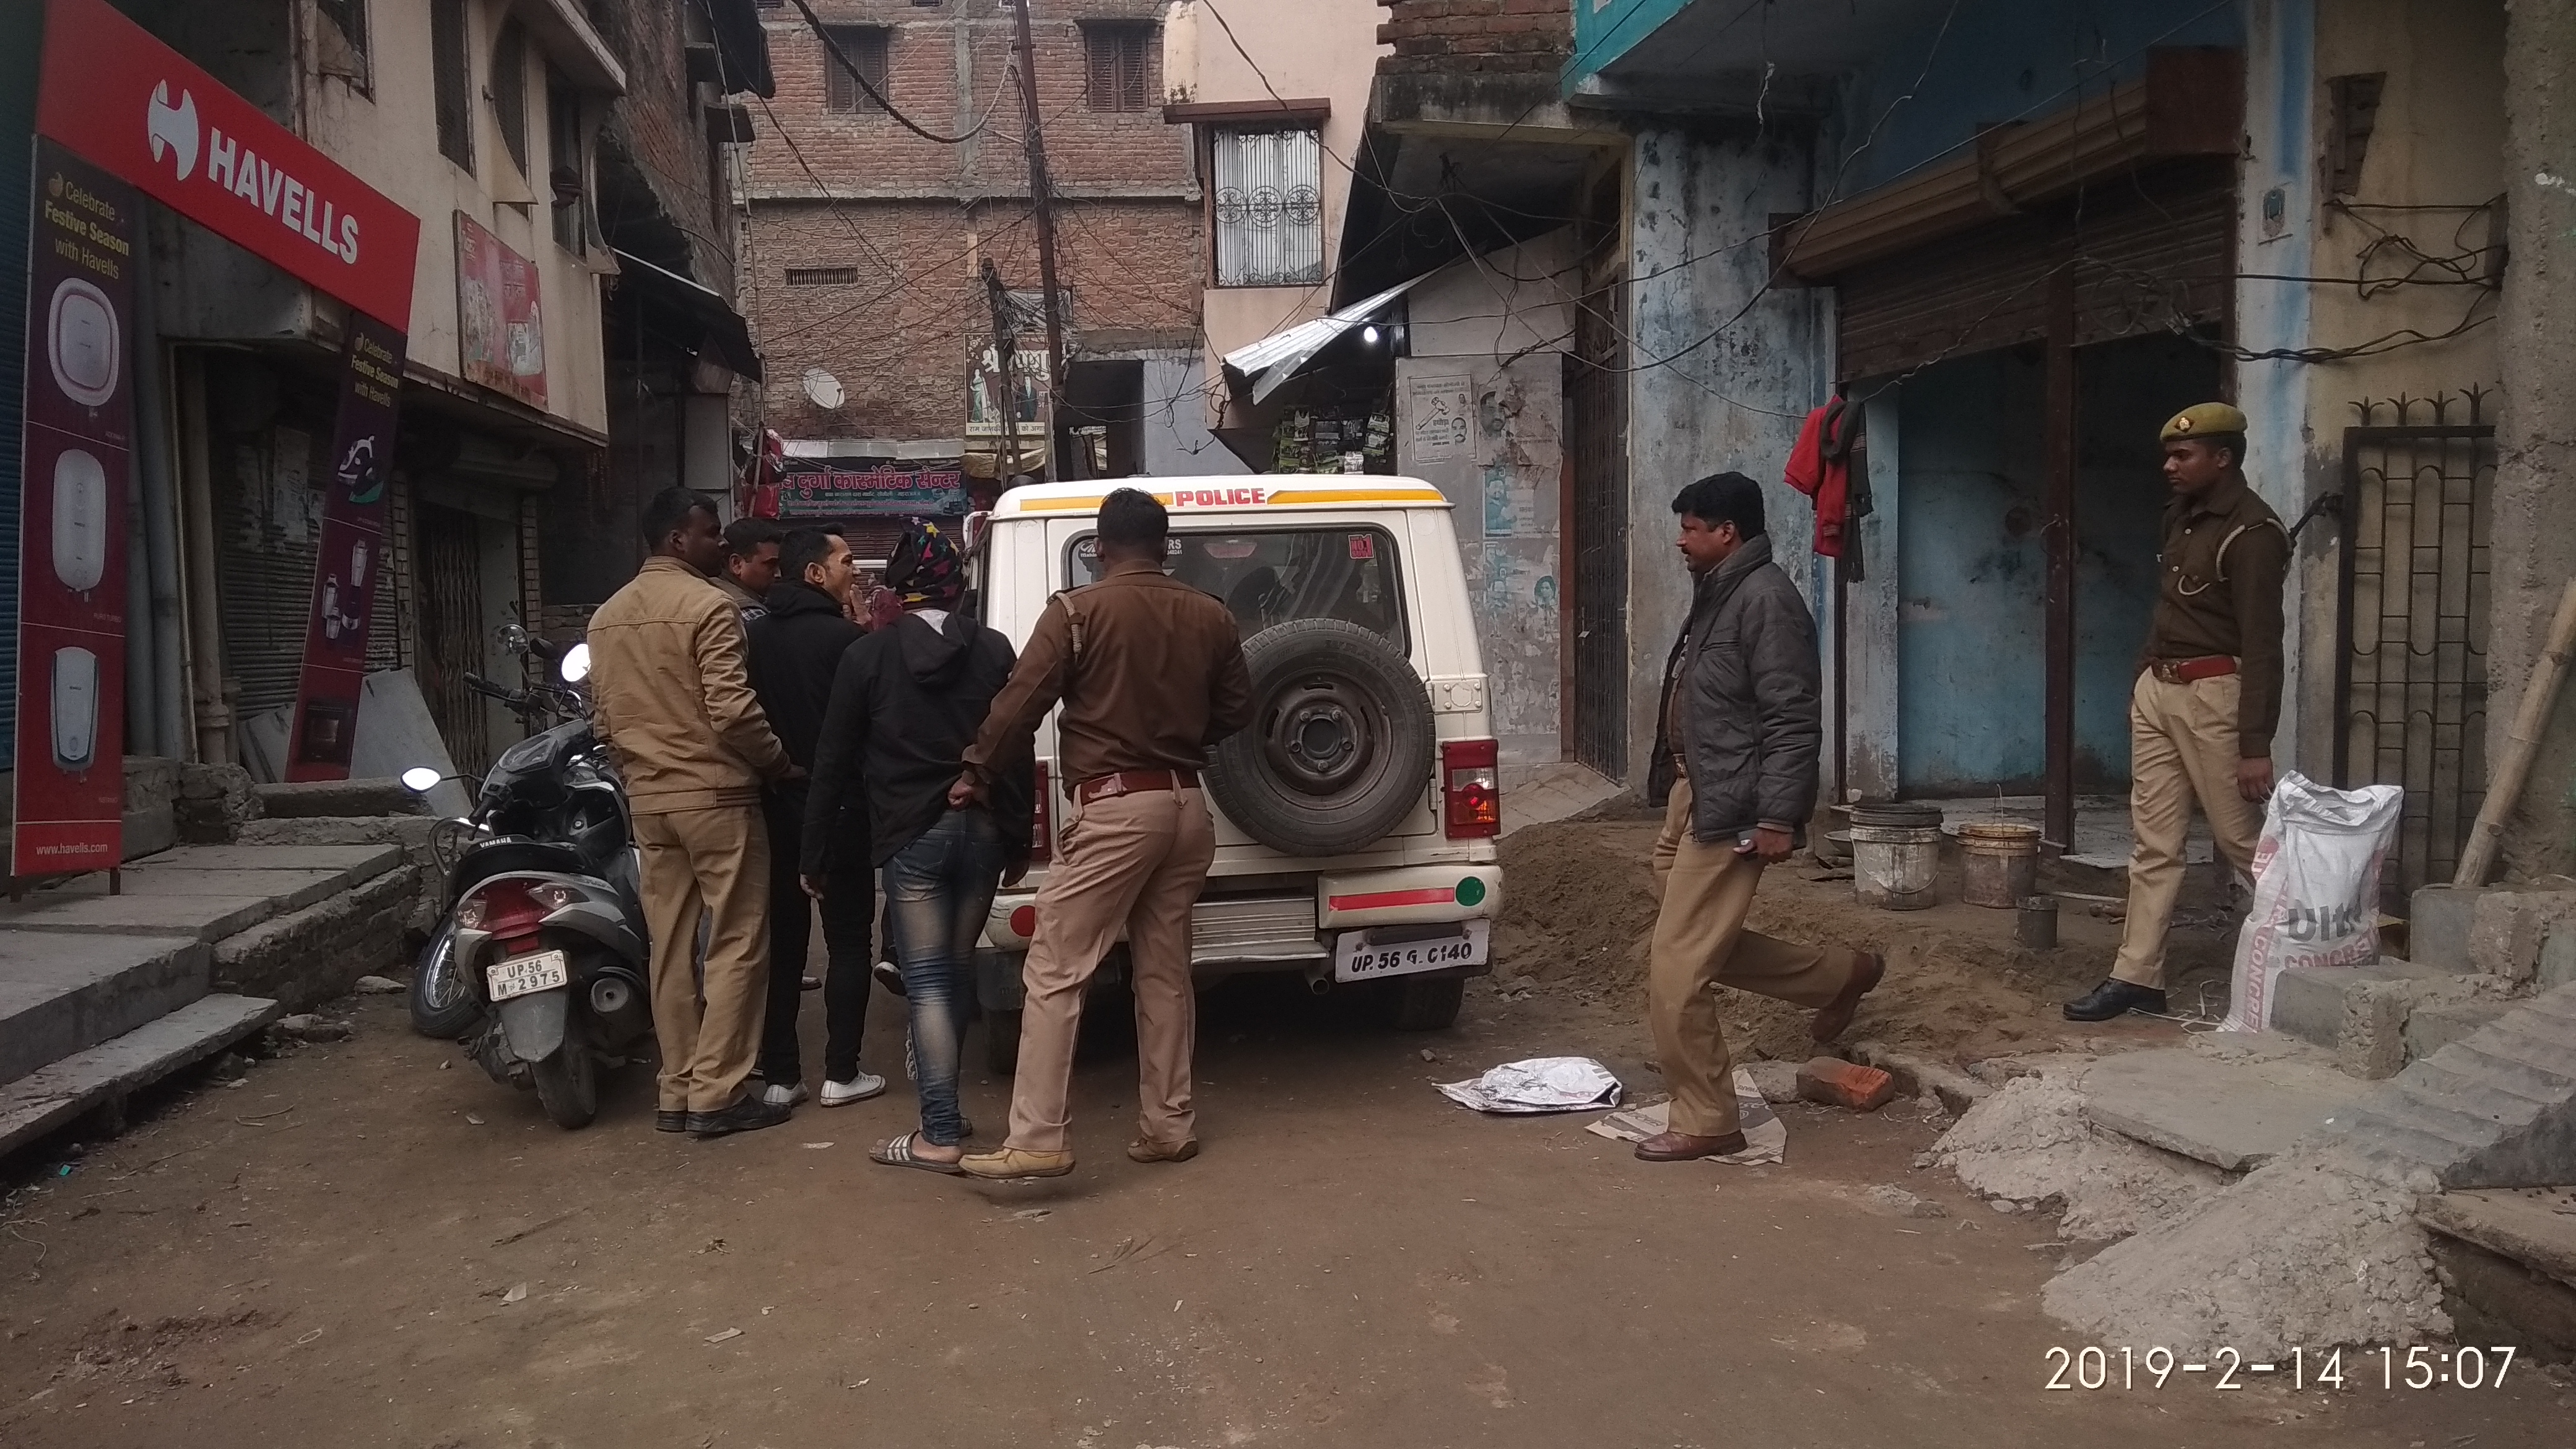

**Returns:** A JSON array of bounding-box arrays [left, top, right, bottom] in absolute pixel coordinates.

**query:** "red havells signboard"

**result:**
[[35, 0, 420, 329], [12, 142, 138, 876]]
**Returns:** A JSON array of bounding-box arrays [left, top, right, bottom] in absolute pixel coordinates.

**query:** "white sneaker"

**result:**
[[820, 1071, 887, 1107], [757, 1081, 809, 1108]]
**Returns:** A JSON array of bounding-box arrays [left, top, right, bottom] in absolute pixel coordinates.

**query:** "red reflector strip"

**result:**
[[1327, 886, 1456, 912]]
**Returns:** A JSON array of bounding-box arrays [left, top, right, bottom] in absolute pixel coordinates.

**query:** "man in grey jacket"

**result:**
[[1635, 472, 1884, 1162]]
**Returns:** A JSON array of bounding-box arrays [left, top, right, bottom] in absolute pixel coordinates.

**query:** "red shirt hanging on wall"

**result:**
[[1785, 398, 1861, 559]]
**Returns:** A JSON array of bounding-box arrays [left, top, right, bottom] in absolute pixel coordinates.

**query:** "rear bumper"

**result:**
[[977, 863, 1502, 985]]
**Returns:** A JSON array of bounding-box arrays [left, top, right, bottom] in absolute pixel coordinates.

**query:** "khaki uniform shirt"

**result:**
[[964, 560, 1253, 786], [2143, 473, 2289, 757], [588, 556, 791, 814]]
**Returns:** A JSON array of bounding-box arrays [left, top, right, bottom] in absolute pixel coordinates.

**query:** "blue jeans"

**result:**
[[880, 808, 1004, 1146]]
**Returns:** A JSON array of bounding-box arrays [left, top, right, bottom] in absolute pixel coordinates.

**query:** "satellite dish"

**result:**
[[802, 367, 845, 409]]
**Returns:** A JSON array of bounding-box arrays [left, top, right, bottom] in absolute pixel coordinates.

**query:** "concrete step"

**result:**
[[2417, 1188, 2576, 1360], [2407, 999, 2516, 1063], [0, 933, 208, 1086], [2269, 958, 2482, 1077], [0, 843, 404, 944], [0, 993, 279, 1160], [2321, 983, 2576, 1189], [211, 862, 422, 1010], [2079, 1040, 2373, 1172]]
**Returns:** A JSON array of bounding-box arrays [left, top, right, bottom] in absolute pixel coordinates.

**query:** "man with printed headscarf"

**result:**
[[2065, 402, 2289, 1022], [805, 520, 1032, 1170]]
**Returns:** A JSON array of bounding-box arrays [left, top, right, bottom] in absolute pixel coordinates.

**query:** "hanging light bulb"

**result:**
[[1362, 324, 1382, 345]]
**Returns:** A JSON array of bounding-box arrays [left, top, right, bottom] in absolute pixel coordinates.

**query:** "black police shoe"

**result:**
[[2062, 979, 2168, 1022], [688, 1094, 793, 1139]]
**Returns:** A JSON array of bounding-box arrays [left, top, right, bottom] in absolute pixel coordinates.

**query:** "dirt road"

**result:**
[[5, 962, 2566, 1448]]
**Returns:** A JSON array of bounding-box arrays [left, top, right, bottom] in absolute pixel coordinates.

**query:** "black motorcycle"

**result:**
[[404, 631, 651, 1129]]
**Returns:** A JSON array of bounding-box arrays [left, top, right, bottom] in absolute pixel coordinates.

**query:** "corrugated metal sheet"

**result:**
[[1835, 160, 2234, 381], [1214, 129, 1325, 287], [214, 423, 399, 728]]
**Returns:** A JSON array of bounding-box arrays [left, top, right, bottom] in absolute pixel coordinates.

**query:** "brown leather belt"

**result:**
[[1074, 768, 1199, 805], [2149, 656, 2238, 685]]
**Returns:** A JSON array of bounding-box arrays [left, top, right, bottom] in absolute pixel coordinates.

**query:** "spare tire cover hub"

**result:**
[[1270, 682, 1373, 793]]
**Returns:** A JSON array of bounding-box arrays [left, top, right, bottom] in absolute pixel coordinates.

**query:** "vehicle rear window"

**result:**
[[1068, 526, 1407, 650]]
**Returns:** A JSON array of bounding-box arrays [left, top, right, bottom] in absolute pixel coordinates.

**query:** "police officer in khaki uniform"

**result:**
[[2066, 402, 2289, 1020], [949, 489, 1252, 1178]]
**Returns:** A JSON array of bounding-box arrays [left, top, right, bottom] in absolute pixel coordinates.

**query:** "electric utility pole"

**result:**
[[980, 256, 1023, 479], [1009, 0, 1069, 480]]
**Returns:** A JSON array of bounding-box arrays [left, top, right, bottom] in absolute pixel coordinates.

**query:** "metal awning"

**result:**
[[1221, 277, 1423, 403], [609, 249, 762, 382]]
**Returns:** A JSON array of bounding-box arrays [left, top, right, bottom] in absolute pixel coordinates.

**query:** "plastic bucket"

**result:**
[[1850, 821, 1941, 910], [1957, 822, 2042, 909]]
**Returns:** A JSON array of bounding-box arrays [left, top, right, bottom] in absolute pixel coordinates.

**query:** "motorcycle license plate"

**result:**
[[487, 949, 568, 1002], [1333, 921, 1489, 983]]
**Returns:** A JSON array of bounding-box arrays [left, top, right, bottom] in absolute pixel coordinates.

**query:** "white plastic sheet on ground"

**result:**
[[2223, 770, 2404, 1033], [1586, 1070, 1788, 1166], [1436, 1056, 1622, 1114]]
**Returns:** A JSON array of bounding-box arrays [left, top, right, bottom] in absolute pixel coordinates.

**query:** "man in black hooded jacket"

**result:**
[[804, 520, 1033, 1171], [746, 526, 881, 1108]]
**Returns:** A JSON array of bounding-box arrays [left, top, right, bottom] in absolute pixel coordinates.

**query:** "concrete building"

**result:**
[[0, 0, 765, 798], [1554, 0, 2516, 899], [741, 0, 1232, 538]]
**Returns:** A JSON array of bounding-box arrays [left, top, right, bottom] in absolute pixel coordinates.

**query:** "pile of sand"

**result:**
[[1494, 818, 2198, 1063]]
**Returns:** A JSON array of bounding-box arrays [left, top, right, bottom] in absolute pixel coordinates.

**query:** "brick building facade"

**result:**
[[745, 0, 1214, 470]]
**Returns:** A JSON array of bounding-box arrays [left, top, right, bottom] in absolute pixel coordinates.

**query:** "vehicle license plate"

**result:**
[[1333, 920, 1489, 983], [487, 949, 569, 1002]]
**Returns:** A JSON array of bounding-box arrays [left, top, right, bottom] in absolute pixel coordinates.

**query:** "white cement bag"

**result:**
[[2224, 771, 2403, 1033]]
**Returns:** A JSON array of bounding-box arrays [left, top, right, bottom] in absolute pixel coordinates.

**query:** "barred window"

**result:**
[[786, 266, 859, 287], [1084, 23, 1153, 112], [822, 27, 888, 114], [1213, 128, 1323, 287]]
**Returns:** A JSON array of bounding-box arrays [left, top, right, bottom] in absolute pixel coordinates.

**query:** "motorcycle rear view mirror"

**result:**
[[400, 766, 444, 794], [559, 642, 591, 684]]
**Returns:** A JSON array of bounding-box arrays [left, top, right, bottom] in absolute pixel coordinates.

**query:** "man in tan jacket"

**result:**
[[589, 487, 797, 1138]]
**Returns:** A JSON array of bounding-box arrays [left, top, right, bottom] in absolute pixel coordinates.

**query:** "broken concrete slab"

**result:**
[[0, 993, 279, 1159], [2544, 926, 2576, 991], [2410, 883, 2489, 972], [0, 933, 208, 1085], [2418, 1187, 2576, 1288], [2081, 1045, 2373, 1172], [2468, 889, 2576, 984], [2405, 999, 2515, 1063], [2322, 983, 2576, 1190], [1932, 1072, 2226, 1240], [2271, 959, 2476, 1077]]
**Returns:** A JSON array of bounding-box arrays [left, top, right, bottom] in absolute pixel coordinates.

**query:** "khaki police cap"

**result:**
[[2159, 402, 2247, 443]]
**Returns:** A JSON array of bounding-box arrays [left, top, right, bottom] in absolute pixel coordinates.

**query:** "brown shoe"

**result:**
[[1634, 1129, 1747, 1161], [1127, 1137, 1199, 1164], [1812, 951, 1886, 1044], [959, 1146, 1076, 1180]]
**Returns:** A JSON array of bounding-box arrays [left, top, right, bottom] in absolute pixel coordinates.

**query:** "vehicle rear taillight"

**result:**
[[463, 879, 549, 953], [1442, 738, 1500, 839], [1030, 760, 1053, 864]]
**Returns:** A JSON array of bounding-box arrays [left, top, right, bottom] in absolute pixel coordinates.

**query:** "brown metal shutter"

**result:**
[[1835, 159, 2234, 382]]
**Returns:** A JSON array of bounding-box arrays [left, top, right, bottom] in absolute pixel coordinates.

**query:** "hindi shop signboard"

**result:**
[[774, 466, 969, 520], [455, 212, 546, 407], [16, 0, 424, 877]]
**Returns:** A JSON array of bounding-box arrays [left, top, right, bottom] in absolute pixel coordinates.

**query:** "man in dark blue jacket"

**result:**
[[803, 520, 1033, 1172], [1635, 472, 1883, 1162], [746, 526, 881, 1108]]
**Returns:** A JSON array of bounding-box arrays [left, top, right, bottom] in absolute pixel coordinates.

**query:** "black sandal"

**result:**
[[870, 1131, 964, 1175]]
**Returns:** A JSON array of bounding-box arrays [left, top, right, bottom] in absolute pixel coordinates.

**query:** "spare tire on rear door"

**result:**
[[1206, 617, 1436, 856]]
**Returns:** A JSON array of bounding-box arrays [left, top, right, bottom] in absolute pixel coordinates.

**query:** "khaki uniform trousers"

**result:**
[[633, 805, 771, 1115], [1648, 777, 1863, 1137], [1006, 786, 1217, 1154], [2111, 671, 2265, 990]]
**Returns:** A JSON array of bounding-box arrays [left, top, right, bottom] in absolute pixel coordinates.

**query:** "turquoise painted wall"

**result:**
[[1568, 0, 1695, 87]]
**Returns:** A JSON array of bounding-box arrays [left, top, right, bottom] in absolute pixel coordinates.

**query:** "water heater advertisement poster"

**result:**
[[284, 313, 407, 780], [12, 139, 136, 876]]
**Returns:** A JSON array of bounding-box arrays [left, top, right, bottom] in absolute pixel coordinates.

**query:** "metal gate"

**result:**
[[1566, 276, 1629, 783], [416, 503, 492, 774], [2333, 393, 2496, 903]]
